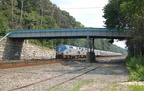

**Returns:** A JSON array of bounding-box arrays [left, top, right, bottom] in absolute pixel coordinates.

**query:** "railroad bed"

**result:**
[[0, 56, 129, 91], [0, 60, 90, 91], [0, 59, 56, 66], [0, 56, 125, 68], [0, 59, 73, 69]]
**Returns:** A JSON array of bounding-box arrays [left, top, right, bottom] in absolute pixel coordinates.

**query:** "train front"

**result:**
[[56, 44, 67, 59]]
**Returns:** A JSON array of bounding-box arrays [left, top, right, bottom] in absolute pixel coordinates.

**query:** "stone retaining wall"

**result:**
[[0, 39, 56, 60], [21, 40, 56, 60], [0, 39, 6, 60]]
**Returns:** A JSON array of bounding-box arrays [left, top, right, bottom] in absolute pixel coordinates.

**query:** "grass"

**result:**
[[71, 79, 94, 91], [101, 82, 118, 91], [128, 85, 144, 91], [112, 71, 117, 74], [45, 85, 62, 91], [101, 82, 144, 91], [101, 82, 134, 91], [0, 86, 4, 90], [45, 79, 94, 91]]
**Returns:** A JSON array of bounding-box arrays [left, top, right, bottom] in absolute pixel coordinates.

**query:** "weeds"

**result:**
[[101, 82, 121, 91], [45, 85, 62, 91], [128, 85, 144, 91], [126, 56, 144, 81], [112, 71, 117, 74], [71, 79, 94, 91], [0, 86, 4, 90]]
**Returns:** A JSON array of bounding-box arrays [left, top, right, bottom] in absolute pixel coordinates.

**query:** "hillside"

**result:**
[[0, 0, 127, 55]]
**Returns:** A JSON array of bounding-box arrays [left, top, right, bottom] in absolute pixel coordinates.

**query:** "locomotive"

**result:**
[[56, 44, 122, 59]]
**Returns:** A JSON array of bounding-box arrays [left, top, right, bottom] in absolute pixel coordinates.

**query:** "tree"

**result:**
[[103, 0, 144, 56], [103, 0, 127, 30], [10, 0, 14, 22], [19, 0, 25, 28], [120, 0, 144, 56], [0, 14, 9, 36]]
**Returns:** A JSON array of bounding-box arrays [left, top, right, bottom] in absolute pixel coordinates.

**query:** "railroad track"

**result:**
[[9, 64, 102, 91], [0, 58, 77, 69], [0, 59, 57, 65], [47, 65, 102, 90], [0, 56, 125, 69]]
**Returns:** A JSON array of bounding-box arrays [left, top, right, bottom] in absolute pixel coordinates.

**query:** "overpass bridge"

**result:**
[[1, 28, 132, 40], [0, 28, 132, 61]]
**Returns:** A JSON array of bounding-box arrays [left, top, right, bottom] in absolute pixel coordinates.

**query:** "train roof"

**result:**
[[56, 44, 122, 54], [57, 44, 85, 48]]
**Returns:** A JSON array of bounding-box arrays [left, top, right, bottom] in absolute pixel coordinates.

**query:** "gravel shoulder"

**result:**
[[0, 57, 132, 91]]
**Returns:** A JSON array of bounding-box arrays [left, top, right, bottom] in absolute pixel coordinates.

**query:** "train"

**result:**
[[56, 44, 122, 59]]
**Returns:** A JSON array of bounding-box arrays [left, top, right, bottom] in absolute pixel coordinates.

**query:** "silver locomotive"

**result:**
[[56, 44, 122, 59]]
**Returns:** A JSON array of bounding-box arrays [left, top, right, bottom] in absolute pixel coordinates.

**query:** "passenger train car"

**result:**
[[56, 44, 122, 59]]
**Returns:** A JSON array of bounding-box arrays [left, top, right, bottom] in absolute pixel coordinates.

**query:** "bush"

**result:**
[[126, 56, 144, 81]]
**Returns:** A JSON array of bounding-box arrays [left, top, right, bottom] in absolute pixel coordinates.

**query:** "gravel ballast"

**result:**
[[0, 58, 130, 91]]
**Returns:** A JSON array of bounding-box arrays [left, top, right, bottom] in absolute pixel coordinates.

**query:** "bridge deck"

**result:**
[[5, 28, 132, 40]]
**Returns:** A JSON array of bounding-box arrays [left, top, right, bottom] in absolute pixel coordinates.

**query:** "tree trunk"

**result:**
[[20, 0, 24, 28], [11, 0, 14, 22], [38, 0, 43, 27]]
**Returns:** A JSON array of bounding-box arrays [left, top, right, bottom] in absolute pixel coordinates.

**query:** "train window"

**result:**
[[70, 47, 73, 48], [81, 48, 84, 51], [78, 51, 80, 54], [59, 46, 63, 48], [73, 47, 77, 49]]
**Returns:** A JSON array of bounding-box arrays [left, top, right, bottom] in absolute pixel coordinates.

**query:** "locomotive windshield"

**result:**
[[56, 44, 67, 52]]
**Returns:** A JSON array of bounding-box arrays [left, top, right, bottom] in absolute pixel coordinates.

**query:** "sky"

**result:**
[[50, 0, 127, 49]]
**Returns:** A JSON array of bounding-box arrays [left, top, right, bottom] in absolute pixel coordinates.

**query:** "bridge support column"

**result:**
[[86, 36, 96, 63], [3, 38, 24, 60]]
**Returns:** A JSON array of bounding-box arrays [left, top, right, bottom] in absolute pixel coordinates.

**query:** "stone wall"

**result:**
[[0, 38, 6, 60], [21, 40, 56, 60], [0, 39, 56, 60]]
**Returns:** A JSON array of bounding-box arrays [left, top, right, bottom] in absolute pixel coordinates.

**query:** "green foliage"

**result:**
[[128, 85, 144, 91], [126, 56, 144, 81], [0, 0, 127, 54], [71, 79, 94, 91], [103, 0, 126, 30], [131, 36, 144, 56], [103, 0, 144, 56], [76, 22, 85, 28], [0, 14, 9, 36], [95, 39, 127, 55], [70, 38, 127, 55], [0, 0, 84, 47]]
